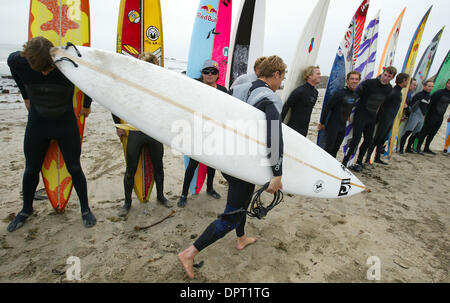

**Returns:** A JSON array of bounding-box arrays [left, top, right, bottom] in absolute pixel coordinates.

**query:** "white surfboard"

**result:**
[[281, 0, 330, 122], [51, 46, 366, 199]]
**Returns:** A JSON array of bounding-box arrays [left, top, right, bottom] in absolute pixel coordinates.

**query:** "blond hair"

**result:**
[[138, 52, 159, 65], [303, 66, 320, 82], [257, 55, 287, 78], [253, 56, 267, 72]]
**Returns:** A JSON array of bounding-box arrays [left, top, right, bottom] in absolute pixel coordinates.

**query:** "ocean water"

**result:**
[[0, 44, 22, 76], [0, 43, 187, 76]]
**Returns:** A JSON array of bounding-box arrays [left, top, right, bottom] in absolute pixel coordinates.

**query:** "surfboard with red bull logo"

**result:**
[[185, 0, 232, 195], [28, 0, 90, 212]]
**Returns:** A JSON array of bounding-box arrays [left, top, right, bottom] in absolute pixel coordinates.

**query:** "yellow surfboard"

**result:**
[[29, 0, 90, 212], [115, 123, 139, 131], [387, 6, 432, 159], [117, 0, 164, 202]]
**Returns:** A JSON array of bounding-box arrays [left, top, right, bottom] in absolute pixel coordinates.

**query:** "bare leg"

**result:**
[[236, 235, 257, 250], [178, 245, 199, 279]]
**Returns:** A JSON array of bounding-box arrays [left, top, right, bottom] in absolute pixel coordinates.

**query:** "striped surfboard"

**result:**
[[317, 0, 370, 149], [343, 9, 380, 166], [413, 26, 445, 94]]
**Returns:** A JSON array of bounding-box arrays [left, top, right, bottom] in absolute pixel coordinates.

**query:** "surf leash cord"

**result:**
[[217, 183, 284, 221], [248, 182, 284, 220]]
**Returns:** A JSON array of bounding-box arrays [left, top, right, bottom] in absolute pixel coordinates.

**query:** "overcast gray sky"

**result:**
[[0, 0, 449, 76]]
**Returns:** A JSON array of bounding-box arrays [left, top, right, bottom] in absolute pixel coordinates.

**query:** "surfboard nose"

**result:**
[[349, 175, 366, 196]]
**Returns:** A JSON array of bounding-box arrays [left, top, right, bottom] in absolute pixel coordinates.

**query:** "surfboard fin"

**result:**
[[64, 42, 82, 57], [54, 57, 79, 68], [54, 42, 83, 67]]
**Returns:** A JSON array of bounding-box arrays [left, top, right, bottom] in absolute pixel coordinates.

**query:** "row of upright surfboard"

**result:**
[[314, 1, 448, 166], [31, 0, 448, 211]]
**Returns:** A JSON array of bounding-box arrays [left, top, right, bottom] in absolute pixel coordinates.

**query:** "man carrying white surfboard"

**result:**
[[230, 56, 266, 89], [178, 60, 227, 208], [281, 66, 321, 137], [6, 37, 96, 232], [178, 55, 286, 280]]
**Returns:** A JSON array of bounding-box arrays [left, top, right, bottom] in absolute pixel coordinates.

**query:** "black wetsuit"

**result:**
[[366, 85, 404, 161], [342, 77, 392, 166], [416, 88, 450, 151], [399, 90, 432, 152], [180, 84, 228, 198], [319, 87, 357, 158], [193, 80, 283, 252], [412, 91, 432, 117], [281, 82, 318, 137], [7, 51, 92, 216], [112, 114, 166, 203], [403, 92, 414, 119]]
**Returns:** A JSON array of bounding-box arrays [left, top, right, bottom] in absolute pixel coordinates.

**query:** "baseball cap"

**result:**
[[202, 59, 219, 71]]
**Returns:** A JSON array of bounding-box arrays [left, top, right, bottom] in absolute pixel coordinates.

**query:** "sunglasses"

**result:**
[[202, 69, 219, 75]]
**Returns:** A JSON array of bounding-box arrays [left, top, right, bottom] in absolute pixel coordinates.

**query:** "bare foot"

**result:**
[[236, 236, 257, 250], [178, 246, 198, 279]]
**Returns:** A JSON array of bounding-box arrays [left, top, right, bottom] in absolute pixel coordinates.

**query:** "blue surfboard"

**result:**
[[317, 49, 346, 148]]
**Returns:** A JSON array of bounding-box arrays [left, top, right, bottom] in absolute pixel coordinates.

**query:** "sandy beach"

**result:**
[[0, 79, 448, 283]]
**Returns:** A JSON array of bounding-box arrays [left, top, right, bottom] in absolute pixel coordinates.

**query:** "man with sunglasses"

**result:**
[[178, 60, 228, 208]]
